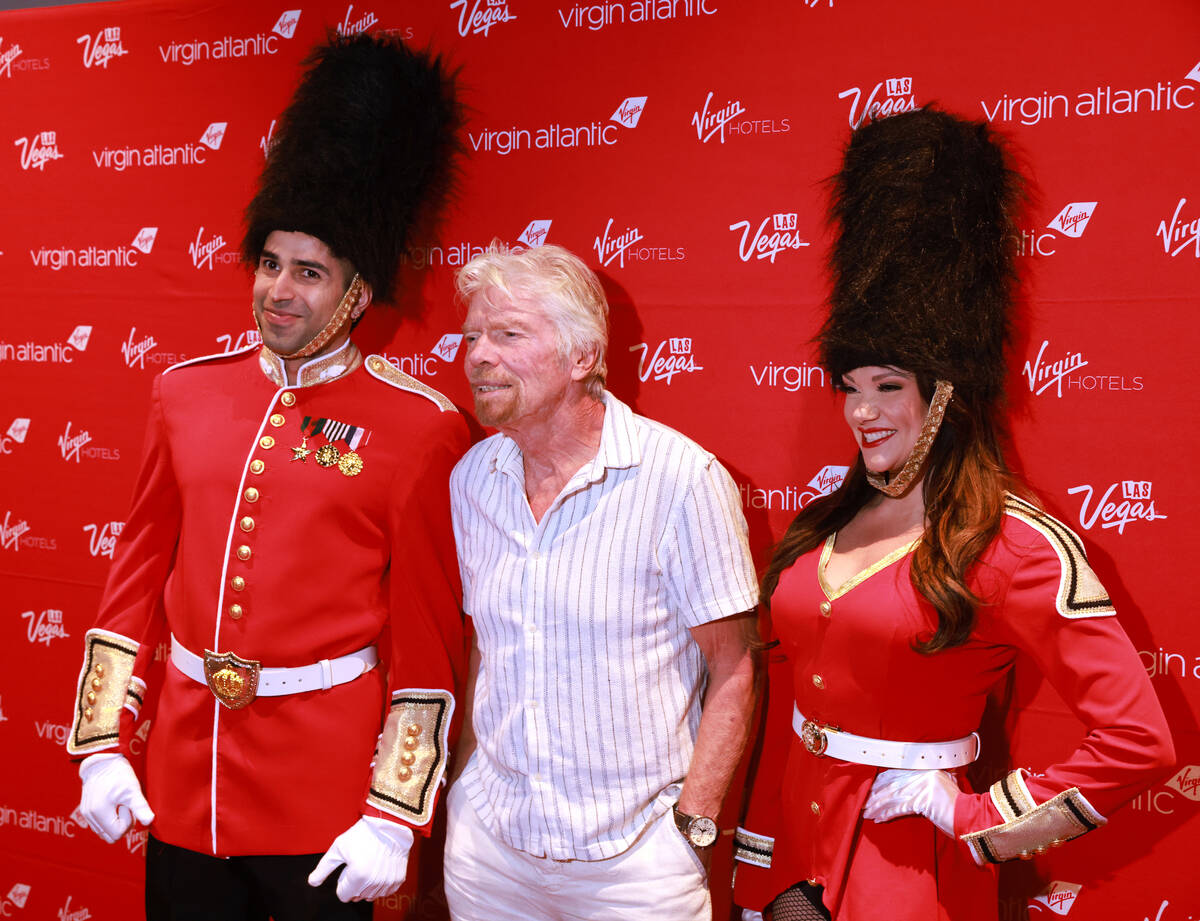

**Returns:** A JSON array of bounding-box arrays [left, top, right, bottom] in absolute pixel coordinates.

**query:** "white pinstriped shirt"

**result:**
[[450, 392, 758, 860]]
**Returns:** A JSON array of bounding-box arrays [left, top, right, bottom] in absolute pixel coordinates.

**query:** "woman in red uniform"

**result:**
[[733, 108, 1174, 921]]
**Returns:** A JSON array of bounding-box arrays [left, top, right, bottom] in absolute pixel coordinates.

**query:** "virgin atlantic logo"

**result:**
[[612, 96, 647, 128], [1047, 202, 1097, 238], [517, 220, 552, 248], [1028, 881, 1081, 916]]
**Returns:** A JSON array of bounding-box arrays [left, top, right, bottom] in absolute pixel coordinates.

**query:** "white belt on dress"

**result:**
[[793, 705, 979, 769], [171, 634, 378, 709]]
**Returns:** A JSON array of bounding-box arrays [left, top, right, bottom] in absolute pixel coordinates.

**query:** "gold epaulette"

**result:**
[[1003, 495, 1116, 619], [367, 689, 454, 826], [364, 355, 457, 413], [67, 629, 140, 756], [962, 769, 1106, 864]]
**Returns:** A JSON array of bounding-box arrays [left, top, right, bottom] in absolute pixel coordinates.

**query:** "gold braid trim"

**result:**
[[67, 629, 139, 756], [962, 769, 1106, 864], [734, 826, 775, 868], [367, 690, 454, 826]]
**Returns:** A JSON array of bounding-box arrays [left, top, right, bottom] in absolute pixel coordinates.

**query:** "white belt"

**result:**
[[171, 635, 377, 701], [793, 705, 979, 769]]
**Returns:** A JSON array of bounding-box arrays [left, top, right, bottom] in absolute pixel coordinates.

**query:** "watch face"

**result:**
[[687, 815, 718, 848]]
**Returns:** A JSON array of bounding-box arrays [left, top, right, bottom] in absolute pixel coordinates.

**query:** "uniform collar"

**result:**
[[257, 339, 362, 388]]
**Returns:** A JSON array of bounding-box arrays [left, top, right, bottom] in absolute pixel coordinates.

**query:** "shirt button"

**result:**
[[240, 516, 255, 532], [526, 700, 539, 710], [526, 622, 537, 633], [820, 601, 831, 617], [259, 435, 275, 449], [280, 392, 296, 407], [231, 576, 245, 591], [810, 801, 821, 815], [269, 413, 285, 428], [229, 604, 243, 620], [250, 459, 265, 475], [812, 674, 825, 689], [243, 487, 259, 503], [236, 545, 252, 561]]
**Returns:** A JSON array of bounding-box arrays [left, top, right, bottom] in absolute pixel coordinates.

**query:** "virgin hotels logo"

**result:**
[[692, 92, 746, 144], [0, 38, 23, 78], [594, 219, 643, 269], [1022, 340, 1088, 397], [1157, 198, 1199, 258], [336, 4, 379, 35]]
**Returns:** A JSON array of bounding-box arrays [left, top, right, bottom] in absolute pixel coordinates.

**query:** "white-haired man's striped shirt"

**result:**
[[450, 391, 758, 860]]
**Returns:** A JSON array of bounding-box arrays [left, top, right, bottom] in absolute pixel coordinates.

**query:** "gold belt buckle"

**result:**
[[203, 649, 261, 709], [801, 719, 829, 757]]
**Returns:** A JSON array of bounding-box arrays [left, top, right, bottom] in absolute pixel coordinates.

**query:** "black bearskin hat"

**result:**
[[820, 106, 1022, 407], [242, 32, 458, 303]]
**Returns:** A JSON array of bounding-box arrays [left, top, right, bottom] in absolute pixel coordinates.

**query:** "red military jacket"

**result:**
[[735, 496, 1174, 920], [67, 341, 470, 856]]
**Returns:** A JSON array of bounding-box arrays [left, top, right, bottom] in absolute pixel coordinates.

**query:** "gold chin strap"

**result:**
[[255, 273, 364, 361], [865, 380, 954, 497]]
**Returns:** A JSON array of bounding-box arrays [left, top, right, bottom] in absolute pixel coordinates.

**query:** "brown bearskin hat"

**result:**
[[820, 106, 1022, 407], [242, 31, 458, 303]]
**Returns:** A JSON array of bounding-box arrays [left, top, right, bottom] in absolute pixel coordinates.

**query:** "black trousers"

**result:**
[[146, 835, 373, 921]]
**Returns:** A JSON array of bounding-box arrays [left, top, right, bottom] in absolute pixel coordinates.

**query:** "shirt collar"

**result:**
[[257, 338, 362, 388], [491, 390, 642, 485]]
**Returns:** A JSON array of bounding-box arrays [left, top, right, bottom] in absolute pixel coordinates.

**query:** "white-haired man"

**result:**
[[444, 243, 760, 920]]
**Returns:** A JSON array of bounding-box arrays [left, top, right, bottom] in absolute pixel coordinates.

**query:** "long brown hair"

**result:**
[[761, 381, 1027, 653]]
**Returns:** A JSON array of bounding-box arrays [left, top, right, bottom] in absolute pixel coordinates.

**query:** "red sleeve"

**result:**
[[953, 517, 1174, 863], [365, 409, 471, 834], [66, 373, 179, 759]]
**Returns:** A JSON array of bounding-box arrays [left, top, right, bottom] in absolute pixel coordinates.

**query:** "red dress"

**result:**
[[735, 497, 1173, 920], [67, 343, 470, 856]]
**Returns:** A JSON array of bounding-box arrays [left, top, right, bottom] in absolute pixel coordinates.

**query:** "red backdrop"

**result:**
[[1, 1, 1197, 918]]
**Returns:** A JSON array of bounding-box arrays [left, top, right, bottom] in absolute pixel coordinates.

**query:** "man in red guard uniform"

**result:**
[[64, 33, 468, 920]]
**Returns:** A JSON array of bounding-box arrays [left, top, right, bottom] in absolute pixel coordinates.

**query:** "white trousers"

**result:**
[[444, 782, 712, 921]]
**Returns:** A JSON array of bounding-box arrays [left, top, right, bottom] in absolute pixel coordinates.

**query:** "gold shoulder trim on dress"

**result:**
[[1003, 495, 1115, 619], [962, 768, 1106, 865], [364, 355, 457, 413], [367, 689, 454, 826], [67, 629, 139, 756]]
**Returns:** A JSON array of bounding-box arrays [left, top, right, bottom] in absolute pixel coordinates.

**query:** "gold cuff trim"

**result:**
[[367, 689, 454, 826], [964, 771, 1106, 864], [734, 826, 774, 868], [67, 629, 139, 756]]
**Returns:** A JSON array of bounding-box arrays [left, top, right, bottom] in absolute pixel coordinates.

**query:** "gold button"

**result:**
[[810, 801, 821, 815], [812, 674, 825, 689], [406, 723, 422, 737], [250, 459, 265, 475], [84, 707, 94, 721], [91, 677, 102, 690], [231, 576, 245, 591], [397, 766, 413, 782], [236, 545, 252, 561], [370, 357, 384, 371], [403, 736, 419, 750], [281, 392, 296, 407], [95, 664, 105, 677], [243, 487, 259, 503], [269, 413, 285, 427], [400, 751, 416, 766], [820, 601, 831, 617], [86, 691, 96, 705], [240, 516, 255, 532], [259, 435, 275, 449], [229, 604, 243, 620]]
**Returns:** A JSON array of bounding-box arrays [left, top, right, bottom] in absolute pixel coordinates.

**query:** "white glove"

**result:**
[[78, 753, 155, 843], [862, 768, 960, 837], [308, 816, 415, 902]]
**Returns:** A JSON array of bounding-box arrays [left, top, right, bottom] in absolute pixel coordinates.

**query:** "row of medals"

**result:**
[[292, 435, 363, 477]]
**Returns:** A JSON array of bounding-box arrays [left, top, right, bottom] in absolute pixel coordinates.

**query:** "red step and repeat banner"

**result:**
[[1, 0, 1197, 918]]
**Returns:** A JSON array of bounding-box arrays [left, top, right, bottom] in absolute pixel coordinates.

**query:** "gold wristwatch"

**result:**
[[672, 803, 718, 848]]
